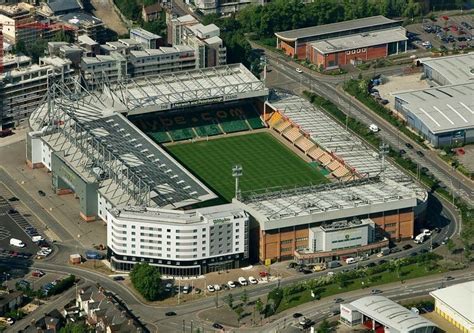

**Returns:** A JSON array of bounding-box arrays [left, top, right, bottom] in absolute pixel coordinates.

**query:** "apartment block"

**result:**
[[130, 27, 164, 49], [0, 56, 74, 129], [128, 45, 196, 78], [80, 53, 127, 89], [167, 14, 226, 68], [0, 3, 36, 45]]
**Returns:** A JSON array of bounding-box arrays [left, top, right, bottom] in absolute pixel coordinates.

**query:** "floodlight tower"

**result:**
[[379, 142, 390, 181], [232, 165, 243, 200]]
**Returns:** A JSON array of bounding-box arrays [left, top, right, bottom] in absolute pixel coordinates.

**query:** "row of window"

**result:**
[[345, 48, 367, 55], [331, 236, 362, 244]]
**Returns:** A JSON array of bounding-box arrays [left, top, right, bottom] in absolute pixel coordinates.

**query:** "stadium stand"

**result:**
[[131, 103, 263, 142], [318, 153, 333, 166], [274, 119, 292, 133], [267, 112, 282, 127], [333, 165, 351, 178], [295, 136, 316, 153], [283, 126, 302, 142], [308, 147, 325, 160], [327, 160, 342, 172]]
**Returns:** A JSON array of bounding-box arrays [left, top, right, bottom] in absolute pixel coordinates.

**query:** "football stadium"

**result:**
[[26, 64, 427, 276]]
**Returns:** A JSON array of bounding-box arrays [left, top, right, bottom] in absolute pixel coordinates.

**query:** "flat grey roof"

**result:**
[[130, 27, 162, 39], [275, 16, 399, 42], [311, 27, 407, 54], [430, 281, 474, 325], [394, 82, 474, 134], [349, 296, 437, 332], [420, 53, 474, 85]]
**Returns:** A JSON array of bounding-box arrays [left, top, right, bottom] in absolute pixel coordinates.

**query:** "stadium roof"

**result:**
[[349, 296, 437, 332], [420, 53, 474, 85], [275, 16, 399, 42], [394, 82, 474, 134], [30, 83, 217, 209], [310, 27, 407, 54], [104, 64, 268, 115], [430, 281, 474, 324], [242, 177, 417, 227]]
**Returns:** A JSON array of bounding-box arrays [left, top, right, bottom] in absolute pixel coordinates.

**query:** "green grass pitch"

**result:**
[[166, 132, 329, 202]]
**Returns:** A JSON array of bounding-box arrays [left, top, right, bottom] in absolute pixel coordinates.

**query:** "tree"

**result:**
[[130, 263, 163, 301], [446, 239, 456, 254], [59, 323, 93, 333], [240, 289, 248, 305], [254, 297, 263, 323], [234, 304, 244, 326], [224, 293, 234, 309], [317, 319, 331, 333]]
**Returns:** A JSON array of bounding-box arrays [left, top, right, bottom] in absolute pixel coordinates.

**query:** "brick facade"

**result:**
[[258, 208, 414, 262], [310, 44, 388, 69]]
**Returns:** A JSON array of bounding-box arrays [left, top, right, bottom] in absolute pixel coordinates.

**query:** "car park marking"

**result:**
[[0, 226, 11, 240]]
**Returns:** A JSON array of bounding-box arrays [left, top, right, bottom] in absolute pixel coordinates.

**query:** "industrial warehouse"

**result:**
[[395, 53, 474, 147], [26, 64, 427, 276]]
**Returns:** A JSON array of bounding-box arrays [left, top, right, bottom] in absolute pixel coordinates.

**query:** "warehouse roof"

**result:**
[[420, 53, 474, 85], [275, 16, 399, 42], [311, 27, 407, 54], [394, 82, 474, 134], [430, 281, 474, 324], [350, 296, 437, 332]]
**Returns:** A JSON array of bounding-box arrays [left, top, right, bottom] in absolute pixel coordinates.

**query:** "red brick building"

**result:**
[[275, 15, 402, 60], [308, 27, 407, 70]]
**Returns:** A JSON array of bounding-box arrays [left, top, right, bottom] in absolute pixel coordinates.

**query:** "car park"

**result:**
[[248, 276, 257, 284], [227, 281, 236, 288]]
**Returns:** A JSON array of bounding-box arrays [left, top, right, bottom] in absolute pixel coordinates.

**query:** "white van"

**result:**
[[31, 235, 44, 243], [345, 257, 356, 264], [10, 238, 25, 248]]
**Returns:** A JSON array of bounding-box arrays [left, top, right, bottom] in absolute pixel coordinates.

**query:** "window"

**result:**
[[346, 51, 350, 55], [386, 223, 397, 227], [281, 239, 292, 245], [351, 50, 356, 54], [357, 49, 361, 53]]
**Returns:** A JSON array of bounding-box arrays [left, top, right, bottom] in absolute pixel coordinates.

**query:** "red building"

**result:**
[[308, 27, 407, 70], [275, 15, 402, 60]]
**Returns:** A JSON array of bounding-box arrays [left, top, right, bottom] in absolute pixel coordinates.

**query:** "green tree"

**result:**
[[234, 304, 244, 326], [240, 289, 248, 305], [130, 263, 163, 301], [59, 323, 93, 333], [224, 293, 234, 309], [317, 319, 331, 333], [446, 239, 456, 254]]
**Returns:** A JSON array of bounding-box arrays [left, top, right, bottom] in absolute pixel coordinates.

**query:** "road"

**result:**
[[256, 43, 474, 208]]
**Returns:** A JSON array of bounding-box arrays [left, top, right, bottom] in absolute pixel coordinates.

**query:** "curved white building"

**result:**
[[107, 205, 249, 276]]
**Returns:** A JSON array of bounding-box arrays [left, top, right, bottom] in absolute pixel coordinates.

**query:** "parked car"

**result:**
[[293, 313, 303, 318], [369, 124, 380, 132], [248, 276, 258, 284], [295, 67, 303, 73], [207, 285, 215, 292], [399, 149, 406, 155], [213, 284, 221, 291], [227, 281, 236, 288], [371, 289, 382, 294], [113, 276, 124, 281], [38, 190, 46, 197], [165, 311, 176, 316], [238, 277, 248, 286], [390, 247, 401, 253], [403, 244, 413, 250], [416, 150, 425, 157], [183, 285, 191, 294], [212, 323, 224, 329], [32, 269, 45, 277], [334, 298, 344, 303], [405, 143, 414, 149], [8, 197, 19, 202]]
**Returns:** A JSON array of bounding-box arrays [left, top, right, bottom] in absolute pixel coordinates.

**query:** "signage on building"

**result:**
[[171, 96, 224, 109], [213, 217, 231, 224]]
